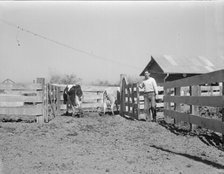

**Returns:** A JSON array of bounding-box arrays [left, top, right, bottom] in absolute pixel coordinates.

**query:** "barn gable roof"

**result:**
[[1, 78, 15, 84], [140, 55, 224, 76]]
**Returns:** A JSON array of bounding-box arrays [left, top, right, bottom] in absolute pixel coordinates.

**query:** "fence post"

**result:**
[[127, 84, 131, 116], [131, 84, 135, 119], [36, 78, 45, 124], [136, 83, 140, 120], [45, 84, 49, 123], [190, 85, 200, 131], [120, 74, 127, 117], [222, 82, 224, 147], [57, 86, 61, 116], [174, 87, 181, 124], [164, 86, 172, 123]]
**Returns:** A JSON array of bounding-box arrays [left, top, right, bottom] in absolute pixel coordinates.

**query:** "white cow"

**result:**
[[102, 87, 120, 115]]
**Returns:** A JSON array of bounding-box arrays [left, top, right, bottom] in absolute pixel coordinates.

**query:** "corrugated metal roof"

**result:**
[[141, 55, 224, 75]]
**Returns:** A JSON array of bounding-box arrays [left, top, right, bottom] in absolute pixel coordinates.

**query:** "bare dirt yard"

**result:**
[[0, 113, 224, 174]]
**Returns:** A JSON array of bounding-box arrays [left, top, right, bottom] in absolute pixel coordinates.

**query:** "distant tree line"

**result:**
[[91, 80, 119, 86], [91, 75, 143, 86], [49, 73, 82, 84], [49, 73, 143, 86]]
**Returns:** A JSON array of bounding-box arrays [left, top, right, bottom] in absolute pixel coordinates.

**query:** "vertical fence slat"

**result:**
[[164, 87, 172, 123], [36, 78, 45, 124], [57, 86, 60, 115], [190, 85, 200, 131], [127, 85, 130, 115], [174, 87, 181, 124], [222, 82, 224, 147], [131, 84, 135, 118], [45, 84, 49, 123], [120, 74, 127, 117], [136, 84, 140, 120]]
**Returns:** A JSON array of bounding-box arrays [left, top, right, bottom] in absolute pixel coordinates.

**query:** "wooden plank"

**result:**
[[189, 85, 200, 130], [136, 84, 140, 119], [0, 102, 24, 107], [131, 84, 136, 119], [201, 86, 220, 91], [0, 104, 43, 115], [57, 86, 61, 115], [158, 86, 164, 91], [164, 109, 224, 134], [120, 74, 127, 116], [164, 87, 171, 121], [201, 92, 221, 96], [157, 103, 164, 108], [156, 95, 164, 100], [174, 87, 181, 124], [222, 82, 224, 146], [164, 95, 224, 107], [127, 86, 130, 114], [37, 78, 45, 123], [1, 90, 42, 95], [0, 83, 43, 90], [164, 69, 224, 89], [45, 84, 49, 122], [0, 94, 43, 102], [83, 95, 103, 100]]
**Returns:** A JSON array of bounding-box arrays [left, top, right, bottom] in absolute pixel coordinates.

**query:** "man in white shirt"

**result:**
[[139, 71, 158, 122]]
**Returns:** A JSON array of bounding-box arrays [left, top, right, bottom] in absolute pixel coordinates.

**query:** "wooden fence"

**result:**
[[120, 75, 164, 120], [0, 80, 119, 123], [48, 84, 119, 115], [163, 69, 224, 144], [0, 78, 48, 123]]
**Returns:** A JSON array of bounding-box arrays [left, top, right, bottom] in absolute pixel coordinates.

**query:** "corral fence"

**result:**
[[163, 69, 224, 145], [48, 84, 118, 115], [0, 78, 48, 123], [0, 77, 118, 123], [119, 74, 164, 120]]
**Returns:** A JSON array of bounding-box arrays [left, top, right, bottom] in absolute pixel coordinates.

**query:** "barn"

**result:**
[[1, 78, 15, 84], [139, 55, 224, 84]]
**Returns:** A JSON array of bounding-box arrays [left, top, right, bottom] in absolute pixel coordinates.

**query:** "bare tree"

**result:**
[[50, 73, 82, 84]]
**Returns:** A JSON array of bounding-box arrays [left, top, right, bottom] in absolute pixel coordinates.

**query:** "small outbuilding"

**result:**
[[140, 55, 224, 84]]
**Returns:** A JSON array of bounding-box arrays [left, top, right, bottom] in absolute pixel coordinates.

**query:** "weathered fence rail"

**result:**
[[0, 78, 48, 123], [163, 69, 224, 144]]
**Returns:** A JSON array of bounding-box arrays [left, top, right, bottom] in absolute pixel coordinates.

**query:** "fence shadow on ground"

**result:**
[[158, 119, 224, 151], [150, 145, 224, 169]]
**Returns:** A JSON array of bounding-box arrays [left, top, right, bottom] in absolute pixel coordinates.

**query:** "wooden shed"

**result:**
[[139, 55, 224, 84]]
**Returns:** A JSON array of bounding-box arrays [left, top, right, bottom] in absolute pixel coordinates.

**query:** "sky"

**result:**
[[0, 1, 224, 84]]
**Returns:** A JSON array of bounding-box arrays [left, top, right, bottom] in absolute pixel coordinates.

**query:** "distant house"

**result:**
[[1, 78, 15, 84], [139, 55, 224, 84]]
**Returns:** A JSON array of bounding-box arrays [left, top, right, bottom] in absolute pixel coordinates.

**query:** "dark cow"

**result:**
[[102, 87, 120, 115], [63, 85, 83, 117]]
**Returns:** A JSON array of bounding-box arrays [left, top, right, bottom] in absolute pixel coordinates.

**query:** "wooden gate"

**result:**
[[120, 74, 165, 120], [0, 78, 48, 123]]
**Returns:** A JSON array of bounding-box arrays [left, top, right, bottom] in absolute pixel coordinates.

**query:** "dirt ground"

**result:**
[[0, 113, 224, 174]]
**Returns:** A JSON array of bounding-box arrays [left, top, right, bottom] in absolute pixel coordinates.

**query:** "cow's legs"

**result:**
[[71, 105, 76, 117], [66, 102, 69, 115], [111, 103, 114, 115], [103, 102, 107, 115], [115, 103, 119, 114]]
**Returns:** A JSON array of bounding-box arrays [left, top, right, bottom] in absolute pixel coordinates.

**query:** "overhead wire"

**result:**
[[0, 18, 142, 70]]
